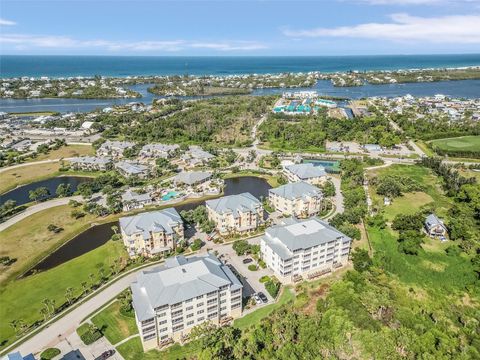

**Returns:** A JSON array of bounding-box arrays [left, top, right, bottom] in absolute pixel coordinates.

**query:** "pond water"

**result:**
[[23, 176, 271, 275], [1, 79, 479, 113], [0, 176, 93, 206]]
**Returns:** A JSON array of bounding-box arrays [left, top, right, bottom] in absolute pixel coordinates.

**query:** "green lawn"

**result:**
[[91, 301, 138, 345], [429, 135, 480, 152], [116, 336, 201, 360], [368, 164, 452, 221], [233, 287, 295, 330], [0, 240, 127, 350]]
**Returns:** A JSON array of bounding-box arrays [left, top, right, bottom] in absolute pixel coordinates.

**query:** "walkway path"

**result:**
[[0, 159, 60, 173], [0, 195, 83, 232]]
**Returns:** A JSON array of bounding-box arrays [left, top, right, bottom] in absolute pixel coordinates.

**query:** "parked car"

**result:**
[[242, 258, 253, 264], [258, 292, 268, 303], [99, 350, 115, 360], [252, 294, 261, 304]]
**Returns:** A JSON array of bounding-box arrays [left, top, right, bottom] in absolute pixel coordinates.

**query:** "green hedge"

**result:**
[[77, 323, 103, 345], [265, 280, 281, 298], [40, 348, 61, 360]]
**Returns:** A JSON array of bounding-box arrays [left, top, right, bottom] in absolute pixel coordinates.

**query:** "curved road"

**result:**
[[0, 195, 83, 232]]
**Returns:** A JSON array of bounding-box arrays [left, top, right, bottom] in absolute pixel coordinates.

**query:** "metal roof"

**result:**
[[269, 181, 322, 200], [131, 253, 243, 321], [119, 208, 182, 239], [285, 163, 327, 179], [206, 192, 261, 217], [174, 171, 212, 185]]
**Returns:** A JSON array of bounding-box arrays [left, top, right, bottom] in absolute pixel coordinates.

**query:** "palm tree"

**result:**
[[111, 225, 119, 234], [89, 273, 95, 285], [40, 308, 48, 322], [81, 281, 88, 295], [42, 298, 52, 316], [9, 320, 18, 333], [65, 287, 75, 305]]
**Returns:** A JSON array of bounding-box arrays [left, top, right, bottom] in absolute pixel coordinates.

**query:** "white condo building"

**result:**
[[283, 163, 327, 185], [261, 217, 351, 283], [269, 181, 323, 218], [131, 253, 243, 351]]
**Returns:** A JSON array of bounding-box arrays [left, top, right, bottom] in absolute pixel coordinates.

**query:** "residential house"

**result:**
[[424, 213, 448, 239], [269, 181, 323, 218], [97, 140, 135, 158], [181, 146, 214, 167], [261, 217, 351, 283], [140, 144, 179, 159], [206, 193, 263, 235], [122, 189, 153, 211], [284, 163, 327, 185], [115, 161, 149, 179], [131, 253, 243, 351], [68, 156, 112, 171], [119, 208, 184, 257], [173, 171, 212, 186]]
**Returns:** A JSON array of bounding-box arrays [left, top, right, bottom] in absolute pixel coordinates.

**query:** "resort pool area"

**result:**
[[161, 191, 179, 201], [304, 159, 341, 173]]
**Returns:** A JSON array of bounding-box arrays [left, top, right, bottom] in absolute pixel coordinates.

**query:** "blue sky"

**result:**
[[1, 0, 480, 55]]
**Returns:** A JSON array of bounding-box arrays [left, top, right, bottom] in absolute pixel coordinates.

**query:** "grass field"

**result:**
[[91, 301, 138, 345], [0, 162, 62, 194], [29, 144, 94, 162], [0, 240, 126, 350], [0, 204, 104, 284], [117, 336, 201, 360], [367, 164, 452, 221], [429, 135, 480, 153]]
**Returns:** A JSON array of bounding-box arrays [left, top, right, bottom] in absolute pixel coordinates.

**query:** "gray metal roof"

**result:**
[[174, 171, 212, 185], [131, 253, 243, 321], [141, 143, 179, 155], [119, 208, 182, 239], [69, 156, 112, 165], [285, 163, 327, 179], [99, 140, 135, 151], [269, 181, 322, 200], [114, 161, 149, 175], [121, 189, 152, 203], [262, 217, 351, 260], [425, 213, 445, 230], [206, 192, 261, 217]]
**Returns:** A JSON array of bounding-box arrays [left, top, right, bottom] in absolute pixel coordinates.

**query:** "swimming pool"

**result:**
[[304, 159, 340, 173], [161, 191, 179, 201]]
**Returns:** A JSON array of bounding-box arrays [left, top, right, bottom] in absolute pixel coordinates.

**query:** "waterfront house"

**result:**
[[260, 217, 351, 283], [206, 193, 263, 235], [114, 161, 149, 179], [424, 213, 448, 240], [68, 156, 112, 171], [173, 171, 212, 186], [121, 189, 153, 211], [131, 253, 243, 351], [284, 163, 327, 185], [269, 181, 323, 218], [119, 208, 184, 257]]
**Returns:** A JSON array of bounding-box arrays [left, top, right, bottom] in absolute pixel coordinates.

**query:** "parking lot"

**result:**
[[213, 236, 276, 304]]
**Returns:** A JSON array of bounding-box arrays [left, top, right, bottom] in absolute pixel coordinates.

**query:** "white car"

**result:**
[[252, 293, 262, 304]]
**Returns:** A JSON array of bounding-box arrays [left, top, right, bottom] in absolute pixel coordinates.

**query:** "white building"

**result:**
[[206, 192, 263, 235], [269, 181, 323, 218], [181, 146, 215, 167], [131, 253, 243, 351], [261, 217, 351, 283], [121, 189, 153, 211], [68, 156, 112, 171], [140, 144, 179, 159], [119, 208, 184, 257], [284, 163, 327, 185], [114, 161, 149, 178]]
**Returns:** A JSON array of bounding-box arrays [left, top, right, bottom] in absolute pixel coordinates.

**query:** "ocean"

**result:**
[[1, 54, 480, 78]]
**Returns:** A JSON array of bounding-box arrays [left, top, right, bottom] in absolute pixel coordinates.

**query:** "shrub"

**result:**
[[40, 348, 61, 360], [248, 264, 258, 271], [259, 275, 270, 283], [265, 280, 280, 298], [71, 210, 86, 219], [258, 259, 266, 269], [77, 323, 102, 345], [232, 240, 250, 256], [445, 245, 462, 256], [190, 238, 203, 251]]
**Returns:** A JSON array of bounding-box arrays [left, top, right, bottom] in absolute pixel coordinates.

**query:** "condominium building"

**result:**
[[260, 217, 351, 283], [68, 156, 112, 171], [140, 143, 179, 159], [97, 140, 135, 158], [114, 161, 149, 179], [206, 192, 263, 235], [269, 181, 323, 218], [131, 253, 243, 351], [283, 163, 327, 185], [119, 208, 184, 257]]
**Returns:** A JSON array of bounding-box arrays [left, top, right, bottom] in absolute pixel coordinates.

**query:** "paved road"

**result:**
[[0, 195, 83, 232], [0, 159, 60, 173]]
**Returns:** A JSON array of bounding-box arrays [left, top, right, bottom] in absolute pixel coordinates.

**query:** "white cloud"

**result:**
[[0, 18, 16, 26], [0, 34, 266, 52], [283, 13, 480, 43]]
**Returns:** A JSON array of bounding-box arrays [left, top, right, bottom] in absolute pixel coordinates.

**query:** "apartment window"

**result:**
[[157, 312, 166, 318], [207, 305, 217, 312], [198, 317, 205, 322], [196, 295, 204, 300], [220, 285, 229, 290], [142, 325, 156, 334], [186, 313, 194, 319], [197, 302, 204, 307], [143, 333, 156, 341], [142, 318, 155, 326], [186, 306, 193, 311], [231, 302, 241, 310], [158, 319, 167, 326], [159, 327, 168, 333], [220, 299, 226, 304], [207, 312, 218, 319], [172, 317, 183, 325], [207, 298, 217, 305], [171, 302, 182, 309], [160, 335, 169, 340], [220, 306, 227, 311], [187, 320, 194, 326], [231, 289, 241, 295], [185, 299, 193, 303], [197, 309, 204, 315], [172, 324, 184, 332], [155, 305, 169, 312], [231, 296, 241, 303], [207, 291, 217, 297], [172, 309, 183, 317]]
